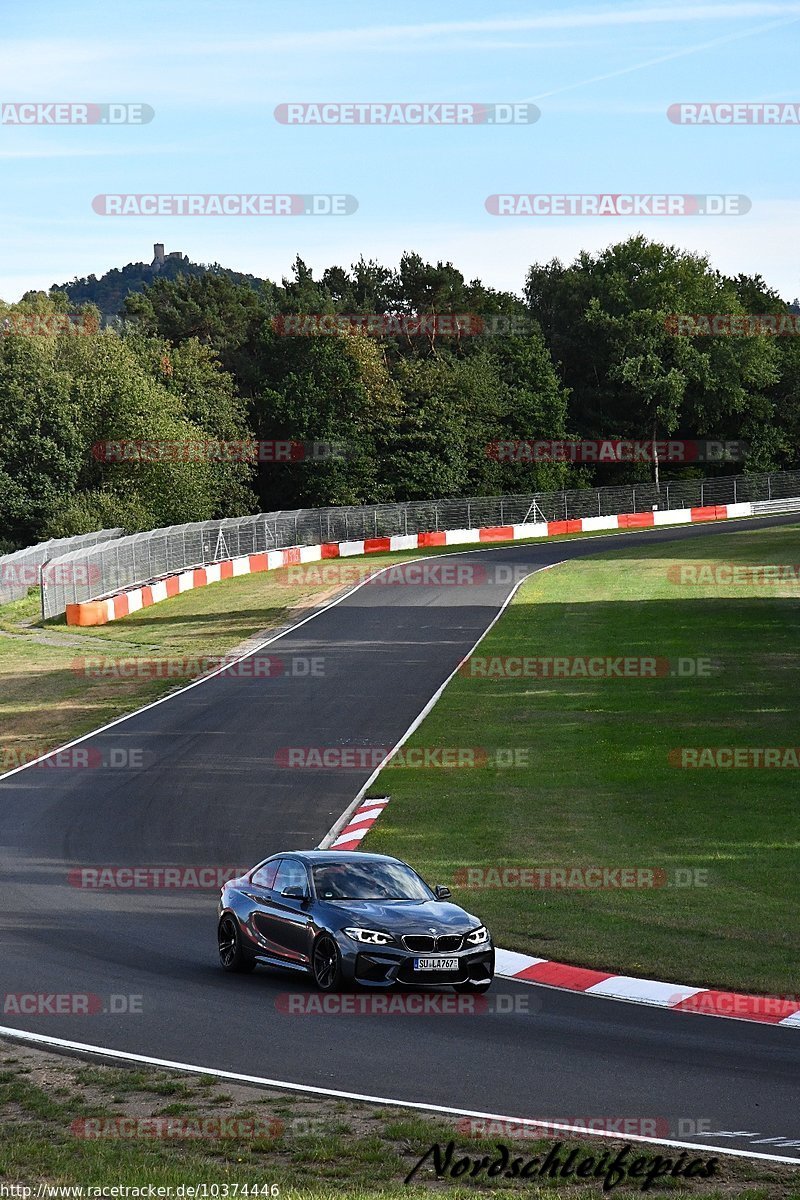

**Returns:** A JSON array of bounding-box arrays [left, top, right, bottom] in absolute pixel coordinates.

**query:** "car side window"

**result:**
[[273, 858, 308, 895], [251, 859, 280, 889]]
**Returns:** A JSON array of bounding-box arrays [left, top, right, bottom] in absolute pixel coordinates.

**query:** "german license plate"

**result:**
[[414, 957, 458, 971]]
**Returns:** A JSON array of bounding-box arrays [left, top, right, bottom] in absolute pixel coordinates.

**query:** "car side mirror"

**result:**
[[281, 885, 307, 900], [434, 885, 451, 900]]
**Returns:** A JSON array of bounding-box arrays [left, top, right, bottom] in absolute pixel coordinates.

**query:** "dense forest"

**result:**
[[1, 236, 798, 549]]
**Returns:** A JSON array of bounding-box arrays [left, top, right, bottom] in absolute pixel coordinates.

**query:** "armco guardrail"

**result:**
[[751, 497, 800, 516], [40, 469, 800, 619], [0, 528, 123, 608]]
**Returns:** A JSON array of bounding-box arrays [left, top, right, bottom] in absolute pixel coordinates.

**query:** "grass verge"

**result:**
[[365, 524, 800, 995], [0, 1039, 797, 1197]]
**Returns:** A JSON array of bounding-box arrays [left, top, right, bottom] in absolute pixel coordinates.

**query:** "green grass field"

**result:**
[[365, 524, 800, 995]]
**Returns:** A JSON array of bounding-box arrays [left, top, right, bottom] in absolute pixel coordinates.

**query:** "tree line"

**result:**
[[1, 235, 798, 549]]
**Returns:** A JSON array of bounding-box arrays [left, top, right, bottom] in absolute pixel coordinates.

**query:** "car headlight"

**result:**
[[343, 927, 394, 946], [465, 925, 489, 946]]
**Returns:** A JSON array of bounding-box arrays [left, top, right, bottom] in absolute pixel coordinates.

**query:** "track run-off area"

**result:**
[[1, 513, 799, 1164]]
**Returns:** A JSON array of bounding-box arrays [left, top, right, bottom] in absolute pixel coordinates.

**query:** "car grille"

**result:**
[[402, 933, 463, 952]]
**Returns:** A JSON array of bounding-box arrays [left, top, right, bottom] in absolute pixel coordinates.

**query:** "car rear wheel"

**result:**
[[312, 934, 343, 991], [218, 915, 255, 973]]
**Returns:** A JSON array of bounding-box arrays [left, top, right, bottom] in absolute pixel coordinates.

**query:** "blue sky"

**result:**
[[2, 0, 799, 301]]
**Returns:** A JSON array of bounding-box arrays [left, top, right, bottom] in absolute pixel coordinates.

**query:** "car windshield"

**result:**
[[312, 861, 433, 901]]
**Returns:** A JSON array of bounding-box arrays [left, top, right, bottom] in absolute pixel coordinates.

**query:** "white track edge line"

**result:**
[[316, 563, 562, 847], [0, 1026, 797, 1165]]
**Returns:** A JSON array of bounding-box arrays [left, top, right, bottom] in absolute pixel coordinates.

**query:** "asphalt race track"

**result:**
[[2, 514, 800, 1162]]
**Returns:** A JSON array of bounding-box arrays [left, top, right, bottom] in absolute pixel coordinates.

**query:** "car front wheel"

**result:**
[[312, 934, 343, 991]]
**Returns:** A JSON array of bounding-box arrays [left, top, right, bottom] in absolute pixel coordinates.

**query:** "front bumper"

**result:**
[[337, 934, 494, 988]]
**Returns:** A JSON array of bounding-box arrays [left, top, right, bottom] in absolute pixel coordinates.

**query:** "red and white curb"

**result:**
[[329, 797, 390, 851], [329, 801, 800, 1028], [493, 950, 800, 1027], [64, 501, 755, 625]]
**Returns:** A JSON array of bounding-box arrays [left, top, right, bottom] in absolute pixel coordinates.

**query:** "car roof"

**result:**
[[259, 850, 406, 867]]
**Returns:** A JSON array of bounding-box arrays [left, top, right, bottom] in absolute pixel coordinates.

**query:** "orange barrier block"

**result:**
[[618, 512, 655, 528], [66, 601, 109, 627], [479, 526, 515, 542]]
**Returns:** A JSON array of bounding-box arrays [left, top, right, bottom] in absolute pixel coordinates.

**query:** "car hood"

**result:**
[[321, 898, 483, 934]]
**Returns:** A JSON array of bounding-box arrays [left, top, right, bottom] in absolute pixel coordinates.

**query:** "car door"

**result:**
[[251, 857, 314, 966]]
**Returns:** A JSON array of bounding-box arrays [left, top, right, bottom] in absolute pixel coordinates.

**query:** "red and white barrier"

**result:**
[[493, 949, 800, 1027], [65, 501, 754, 626], [329, 797, 390, 851]]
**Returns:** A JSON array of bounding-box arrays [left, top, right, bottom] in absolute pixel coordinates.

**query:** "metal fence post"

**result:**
[[665, 482, 670, 511], [733, 478, 737, 504], [39, 561, 47, 623], [632, 487, 636, 513], [768, 475, 772, 500], [701, 483, 704, 507]]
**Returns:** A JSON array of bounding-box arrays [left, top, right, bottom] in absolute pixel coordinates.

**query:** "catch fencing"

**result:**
[[0, 528, 123, 608], [40, 469, 800, 619]]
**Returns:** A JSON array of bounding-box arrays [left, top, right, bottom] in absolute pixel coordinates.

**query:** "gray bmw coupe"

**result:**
[[217, 850, 494, 992]]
